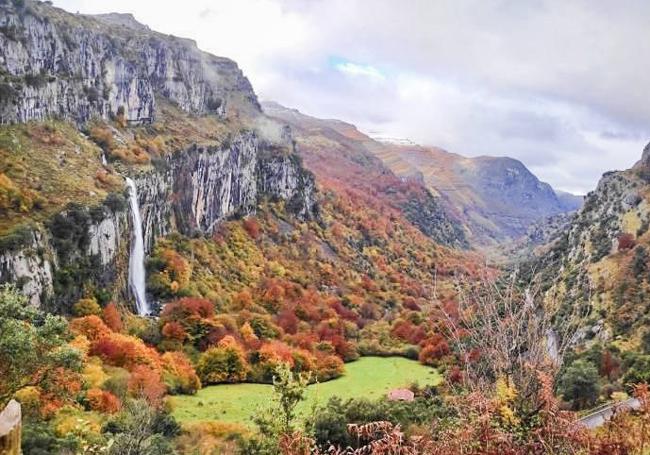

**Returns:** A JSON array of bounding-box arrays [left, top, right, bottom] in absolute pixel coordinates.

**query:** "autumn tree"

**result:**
[[102, 302, 123, 332], [161, 351, 201, 395], [439, 269, 583, 416], [127, 365, 166, 406], [196, 336, 249, 384], [0, 284, 82, 408], [73, 297, 102, 316]]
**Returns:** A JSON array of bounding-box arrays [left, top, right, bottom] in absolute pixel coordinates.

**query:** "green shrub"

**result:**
[[558, 359, 601, 410]]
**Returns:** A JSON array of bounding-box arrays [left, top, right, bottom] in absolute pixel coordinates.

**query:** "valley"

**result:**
[[0, 1, 648, 454]]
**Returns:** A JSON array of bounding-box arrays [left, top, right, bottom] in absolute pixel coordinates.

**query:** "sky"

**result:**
[[54, 0, 650, 194]]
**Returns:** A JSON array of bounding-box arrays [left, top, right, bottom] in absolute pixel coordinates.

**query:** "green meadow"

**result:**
[[170, 356, 441, 425]]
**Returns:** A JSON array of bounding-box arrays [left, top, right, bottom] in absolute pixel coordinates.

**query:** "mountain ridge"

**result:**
[[263, 101, 582, 246]]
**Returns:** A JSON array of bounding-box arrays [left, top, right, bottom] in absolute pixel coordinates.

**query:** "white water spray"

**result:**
[[125, 177, 149, 316], [101, 152, 107, 166]]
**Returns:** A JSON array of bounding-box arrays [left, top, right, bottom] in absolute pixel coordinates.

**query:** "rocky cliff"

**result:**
[[532, 143, 650, 344], [0, 1, 316, 311], [135, 131, 317, 252], [0, 0, 259, 124]]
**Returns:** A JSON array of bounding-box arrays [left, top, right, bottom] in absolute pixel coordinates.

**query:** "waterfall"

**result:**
[[125, 177, 149, 316], [101, 152, 107, 166]]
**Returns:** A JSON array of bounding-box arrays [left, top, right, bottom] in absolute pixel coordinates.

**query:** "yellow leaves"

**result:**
[[495, 376, 517, 403], [73, 297, 102, 317], [240, 322, 258, 344], [82, 359, 109, 389], [495, 376, 520, 426], [52, 406, 103, 438], [499, 404, 519, 426], [14, 386, 41, 409], [69, 334, 91, 357], [0, 172, 37, 213], [267, 260, 286, 277]]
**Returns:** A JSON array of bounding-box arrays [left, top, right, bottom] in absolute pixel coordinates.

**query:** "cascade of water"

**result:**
[[101, 152, 107, 166], [125, 177, 149, 316]]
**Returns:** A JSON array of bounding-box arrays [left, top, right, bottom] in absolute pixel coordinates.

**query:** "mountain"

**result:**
[[369, 142, 582, 245], [556, 190, 584, 212], [521, 143, 650, 408], [0, 0, 315, 310], [535, 143, 650, 343], [261, 101, 467, 248], [264, 101, 581, 246], [0, 1, 471, 351]]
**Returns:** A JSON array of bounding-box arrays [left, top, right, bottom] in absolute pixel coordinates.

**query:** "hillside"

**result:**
[[369, 142, 582, 245], [529, 142, 650, 407], [261, 101, 467, 249]]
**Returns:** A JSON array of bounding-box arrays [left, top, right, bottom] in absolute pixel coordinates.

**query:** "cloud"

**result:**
[[334, 60, 386, 82], [53, 0, 650, 193]]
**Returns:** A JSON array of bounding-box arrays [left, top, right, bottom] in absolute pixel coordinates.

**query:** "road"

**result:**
[[577, 398, 641, 429]]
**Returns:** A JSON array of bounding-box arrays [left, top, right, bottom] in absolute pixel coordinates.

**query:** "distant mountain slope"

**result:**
[[264, 101, 581, 246], [261, 101, 467, 248], [555, 190, 584, 212], [368, 142, 581, 245]]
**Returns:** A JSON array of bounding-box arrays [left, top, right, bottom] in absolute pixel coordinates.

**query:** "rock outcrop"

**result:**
[[530, 145, 650, 347], [134, 132, 317, 252], [0, 0, 259, 124]]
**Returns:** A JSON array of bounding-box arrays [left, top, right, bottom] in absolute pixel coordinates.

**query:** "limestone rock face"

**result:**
[[134, 132, 318, 252], [0, 205, 129, 309], [0, 1, 259, 124], [0, 230, 54, 306]]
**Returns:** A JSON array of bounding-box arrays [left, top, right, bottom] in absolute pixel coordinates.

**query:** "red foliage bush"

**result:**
[[162, 351, 201, 394], [329, 299, 358, 323], [127, 365, 166, 405], [419, 335, 450, 365], [276, 308, 299, 335], [90, 333, 162, 372], [161, 297, 214, 322], [102, 303, 123, 332], [86, 388, 121, 413], [162, 321, 188, 342], [315, 354, 344, 381], [618, 233, 636, 251], [243, 217, 262, 239], [70, 315, 112, 342], [259, 340, 295, 366], [402, 297, 421, 311]]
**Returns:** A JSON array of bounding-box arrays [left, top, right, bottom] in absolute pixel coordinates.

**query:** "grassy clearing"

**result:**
[[170, 356, 441, 425]]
